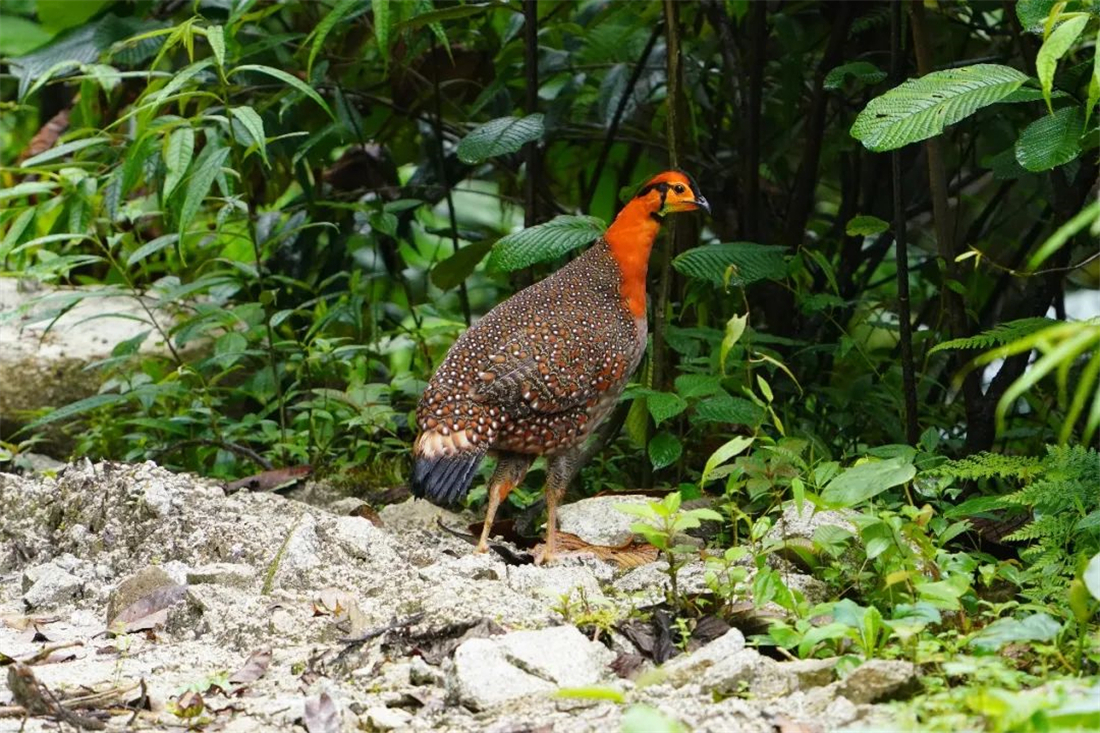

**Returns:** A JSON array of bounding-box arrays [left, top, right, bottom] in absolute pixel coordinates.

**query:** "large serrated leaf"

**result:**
[[851, 64, 1028, 152], [673, 242, 787, 287], [694, 393, 764, 426], [486, 215, 605, 272], [1015, 106, 1083, 171], [1037, 15, 1088, 112], [456, 114, 544, 164], [1016, 0, 1057, 34]]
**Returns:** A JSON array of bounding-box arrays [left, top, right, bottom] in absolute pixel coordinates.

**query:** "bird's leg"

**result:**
[[475, 454, 533, 554], [535, 451, 581, 566]]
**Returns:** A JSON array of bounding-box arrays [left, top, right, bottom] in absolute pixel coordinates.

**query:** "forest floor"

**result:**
[[0, 461, 921, 732]]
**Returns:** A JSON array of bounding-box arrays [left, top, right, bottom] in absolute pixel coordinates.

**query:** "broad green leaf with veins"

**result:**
[[851, 64, 1028, 152]]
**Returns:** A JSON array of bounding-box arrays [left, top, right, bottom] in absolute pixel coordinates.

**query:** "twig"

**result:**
[[341, 613, 425, 645], [147, 438, 273, 470]]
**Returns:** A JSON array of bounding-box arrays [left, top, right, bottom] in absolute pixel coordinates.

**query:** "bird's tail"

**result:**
[[411, 431, 488, 506]]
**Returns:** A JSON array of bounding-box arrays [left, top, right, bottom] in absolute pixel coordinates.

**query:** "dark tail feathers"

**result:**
[[411, 450, 486, 506]]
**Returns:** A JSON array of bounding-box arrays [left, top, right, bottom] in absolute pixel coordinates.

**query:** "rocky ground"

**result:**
[[0, 461, 919, 732]]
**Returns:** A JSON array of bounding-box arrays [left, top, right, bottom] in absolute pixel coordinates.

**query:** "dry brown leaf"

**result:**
[[229, 648, 272, 685], [533, 532, 659, 568], [109, 584, 186, 629], [313, 587, 355, 617], [225, 465, 312, 494], [303, 691, 341, 733]]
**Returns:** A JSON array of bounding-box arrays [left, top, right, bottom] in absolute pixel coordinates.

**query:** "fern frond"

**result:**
[[929, 318, 1060, 354], [929, 452, 1044, 481]]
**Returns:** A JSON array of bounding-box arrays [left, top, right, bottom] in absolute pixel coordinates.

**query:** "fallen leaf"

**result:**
[[532, 533, 659, 569], [303, 691, 341, 733], [170, 691, 205, 719], [109, 584, 187, 629], [229, 649, 272, 685], [225, 465, 312, 494]]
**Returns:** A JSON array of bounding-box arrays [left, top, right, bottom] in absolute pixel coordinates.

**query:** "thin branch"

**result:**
[[523, 0, 540, 227], [148, 439, 274, 470], [891, 0, 919, 445]]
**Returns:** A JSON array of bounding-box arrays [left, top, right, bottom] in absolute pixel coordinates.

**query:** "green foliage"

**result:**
[[456, 114, 545, 165], [930, 318, 1060, 354], [486, 215, 605, 272], [672, 243, 787, 287], [1015, 106, 1084, 171], [851, 64, 1028, 152]]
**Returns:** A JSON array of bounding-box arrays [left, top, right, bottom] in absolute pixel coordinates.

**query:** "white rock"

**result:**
[[418, 552, 505, 583], [187, 563, 257, 588], [22, 561, 82, 609], [661, 628, 746, 687], [700, 648, 791, 698], [452, 625, 615, 710], [379, 497, 466, 531], [557, 495, 654, 546], [141, 480, 175, 518], [329, 515, 404, 567], [363, 706, 412, 731], [507, 564, 604, 604], [833, 659, 918, 704]]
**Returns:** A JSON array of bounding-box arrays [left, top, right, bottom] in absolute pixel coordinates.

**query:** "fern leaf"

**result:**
[[929, 317, 1060, 354]]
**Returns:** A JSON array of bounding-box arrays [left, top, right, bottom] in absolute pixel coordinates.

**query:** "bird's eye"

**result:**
[[674, 184, 685, 194]]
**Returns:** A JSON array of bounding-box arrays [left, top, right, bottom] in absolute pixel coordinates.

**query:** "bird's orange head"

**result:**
[[604, 170, 708, 318], [632, 170, 710, 217]]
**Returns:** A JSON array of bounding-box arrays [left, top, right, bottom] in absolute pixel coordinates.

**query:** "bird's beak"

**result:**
[[693, 195, 710, 214]]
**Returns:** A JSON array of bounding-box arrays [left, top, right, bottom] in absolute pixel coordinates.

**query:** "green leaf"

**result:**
[[37, 0, 111, 32], [719, 313, 747, 374], [673, 374, 722, 400], [0, 208, 36, 259], [456, 114, 544, 164], [1036, 14, 1088, 112], [19, 136, 110, 168], [1027, 200, 1100, 270], [820, 456, 916, 508], [0, 16, 52, 57], [486, 215, 605, 272], [127, 234, 179, 267], [824, 61, 886, 90], [24, 392, 132, 429], [968, 612, 1062, 651], [1089, 28, 1100, 127], [930, 317, 1060, 353], [230, 64, 334, 119], [701, 436, 754, 486], [207, 25, 225, 69], [1014, 105, 1083, 172], [178, 145, 231, 236], [162, 126, 194, 199], [0, 182, 58, 201], [230, 106, 268, 165], [845, 214, 889, 237], [308, 0, 362, 76], [431, 239, 494, 290], [646, 392, 688, 426], [648, 432, 682, 471], [1016, 0, 1057, 33], [673, 243, 787, 287], [694, 394, 764, 426], [374, 0, 392, 67], [851, 64, 1028, 152]]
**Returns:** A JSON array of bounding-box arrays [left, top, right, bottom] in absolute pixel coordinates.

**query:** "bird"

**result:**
[[410, 170, 709, 563]]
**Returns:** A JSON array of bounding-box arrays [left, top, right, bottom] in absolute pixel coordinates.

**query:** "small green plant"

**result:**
[[618, 492, 722, 613]]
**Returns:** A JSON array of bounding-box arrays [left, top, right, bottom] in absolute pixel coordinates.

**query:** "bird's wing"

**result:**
[[470, 327, 601, 415]]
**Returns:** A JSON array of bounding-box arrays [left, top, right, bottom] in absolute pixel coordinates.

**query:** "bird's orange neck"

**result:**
[[604, 197, 662, 318]]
